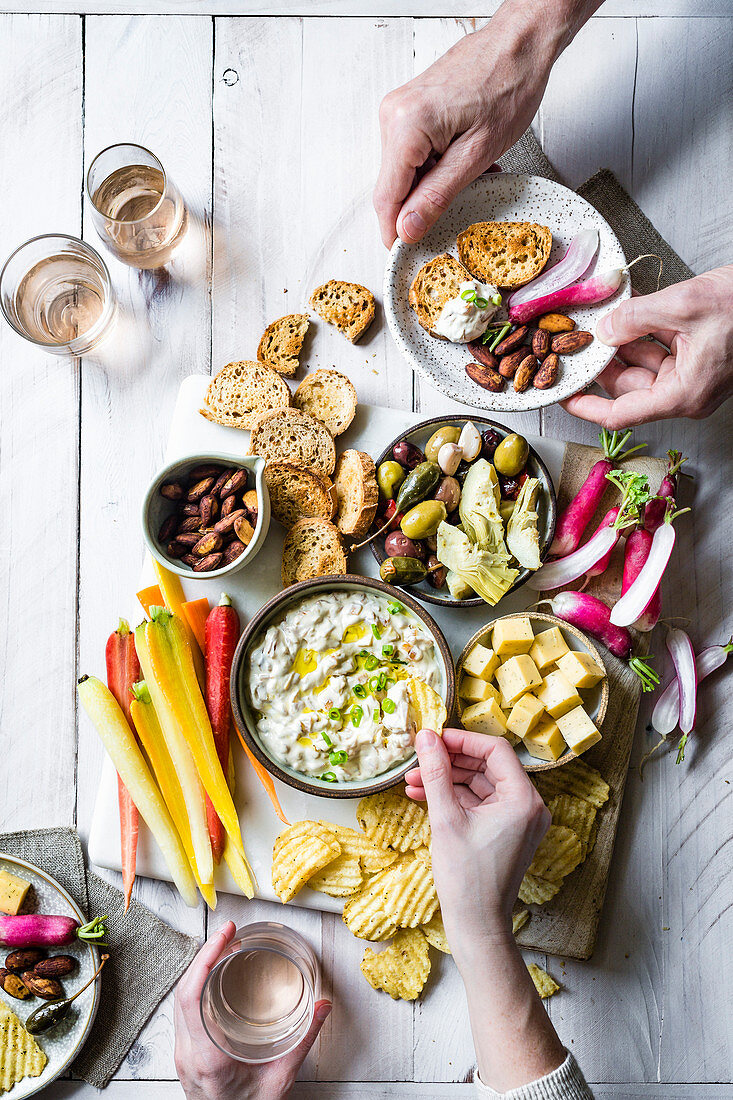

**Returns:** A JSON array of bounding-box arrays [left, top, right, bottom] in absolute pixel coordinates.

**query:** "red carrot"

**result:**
[[204, 594, 240, 863], [105, 619, 141, 910]]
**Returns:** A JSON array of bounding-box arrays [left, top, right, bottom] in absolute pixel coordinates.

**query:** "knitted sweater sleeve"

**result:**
[[474, 1051, 594, 1099]]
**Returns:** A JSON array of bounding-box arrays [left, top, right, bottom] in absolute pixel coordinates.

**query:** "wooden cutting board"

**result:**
[[515, 441, 666, 960]]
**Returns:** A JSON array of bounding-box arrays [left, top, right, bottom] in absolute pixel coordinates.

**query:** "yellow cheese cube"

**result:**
[[460, 675, 501, 705], [492, 616, 535, 658], [556, 706, 602, 755], [556, 650, 605, 689], [462, 642, 500, 681], [495, 655, 543, 707], [522, 716, 566, 761], [0, 869, 32, 915], [461, 697, 509, 738], [535, 669, 583, 718], [506, 693, 545, 738], [529, 627, 570, 672]]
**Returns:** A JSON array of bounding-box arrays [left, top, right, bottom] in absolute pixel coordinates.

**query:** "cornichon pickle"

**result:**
[[379, 556, 427, 586], [395, 461, 441, 513]]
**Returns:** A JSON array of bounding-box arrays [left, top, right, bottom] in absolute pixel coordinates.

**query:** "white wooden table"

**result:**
[[1, 4, 731, 1097]]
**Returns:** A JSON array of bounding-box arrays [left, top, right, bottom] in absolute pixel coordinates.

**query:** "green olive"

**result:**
[[400, 500, 447, 539], [377, 460, 406, 500], [425, 425, 460, 464], [493, 433, 530, 477]]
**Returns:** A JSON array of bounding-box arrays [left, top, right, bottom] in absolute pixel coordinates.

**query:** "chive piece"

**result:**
[[369, 675, 381, 693], [382, 697, 396, 714], [474, 296, 488, 309], [371, 623, 381, 639], [382, 643, 395, 657], [321, 771, 338, 782], [491, 293, 502, 306], [489, 322, 511, 352], [388, 601, 404, 614], [364, 655, 379, 671], [329, 749, 348, 766], [351, 706, 363, 727], [322, 731, 333, 747], [328, 708, 341, 722], [353, 684, 367, 699], [377, 671, 388, 691]]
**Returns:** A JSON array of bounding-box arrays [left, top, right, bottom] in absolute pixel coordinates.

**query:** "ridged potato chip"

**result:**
[[527, 825, 583, 883], [343, 854, 438, 940], [406, 677, 447, 735], [420, 909, 451, 954], [361, 928, 431, 1001], [357, 790, 431, 853], [517, 873, 561, 905], [532, 759, 609, 809], [527, 963, 560, 999], [317, 821, 398, 873], [0, 1001, 47, 1094], [272, 821, 341, 903], [308, 854, 364, 897], [512, 908, 530, 935], [548, 794, 597, 861]]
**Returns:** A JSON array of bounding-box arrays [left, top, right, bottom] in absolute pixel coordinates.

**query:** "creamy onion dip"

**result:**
[[433, 279, 501, 342], [247, 590, 442, 781]]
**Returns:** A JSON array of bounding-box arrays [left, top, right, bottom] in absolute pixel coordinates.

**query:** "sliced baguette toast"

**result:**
[[457, 221, 552, 288], [333, 449, 379, 539], [281, 518, 347, 586], [265, 462, 336, 528], [293, 368, 357, 437], [200, 360, 290, 430], [257, 314, 310, 377], [249, 407, 336, 477], [309, 280, 375, 343], [408, 253, 473, 339]]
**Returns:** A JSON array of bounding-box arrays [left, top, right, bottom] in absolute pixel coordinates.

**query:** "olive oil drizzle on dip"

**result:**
[[247, 592, 441, 781]]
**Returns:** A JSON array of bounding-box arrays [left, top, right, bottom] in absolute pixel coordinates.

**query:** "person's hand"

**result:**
[[404, 728, 549, 963], [563, 264, 733, 428], [174, 922, 331, 1100]]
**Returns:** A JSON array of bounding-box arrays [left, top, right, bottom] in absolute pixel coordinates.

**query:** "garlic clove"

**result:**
[[437, 442, 463, 476], [458, 421, 482, 462]]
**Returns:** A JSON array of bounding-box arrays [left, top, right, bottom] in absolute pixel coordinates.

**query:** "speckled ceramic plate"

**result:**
[[383, 173, 630, 412], [0, 854, 100, 1099]]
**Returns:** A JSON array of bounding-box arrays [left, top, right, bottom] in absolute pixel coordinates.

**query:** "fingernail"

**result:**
[[315, 1001, 332, 1022], [401, 210, 426, 241], [416, 728, 437, 750], [596, 313, 614, 345]]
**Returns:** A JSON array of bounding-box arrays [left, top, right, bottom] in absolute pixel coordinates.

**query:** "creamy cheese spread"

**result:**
[[246, 591, 442, 781], [433, 279, 500, 343]]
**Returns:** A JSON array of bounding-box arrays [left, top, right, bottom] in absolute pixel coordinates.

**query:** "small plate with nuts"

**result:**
[[141, 452, 271, 580], [383, 173, 630, 412], [0, 854, 100, 1098]]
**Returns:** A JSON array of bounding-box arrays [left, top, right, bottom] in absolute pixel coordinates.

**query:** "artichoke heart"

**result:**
[[437, 522, 518, 606], [458, 459, 509, 560], [506, 477, 541, 570]]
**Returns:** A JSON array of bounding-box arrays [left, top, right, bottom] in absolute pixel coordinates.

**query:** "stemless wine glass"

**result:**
[[200, 922, 318, 1064], [0, 234, 116, 355], [86, 143, 188, 269]]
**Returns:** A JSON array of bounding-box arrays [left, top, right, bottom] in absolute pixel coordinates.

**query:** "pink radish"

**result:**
[[0, 914, 108, 948], [621, 528, 660, 632], [551, 428, 645, 558], [507, 229, 598, 310], [528, 508, 621, 590], [652, 638, 732, 736], [665, 628, 697, 763], [538, 591, 660, 691], [508, 253, 661, 324], [644, 450, 687, 533], [610, 503, 688, 627]]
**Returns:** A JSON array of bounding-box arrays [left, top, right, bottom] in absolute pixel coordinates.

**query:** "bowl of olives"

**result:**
[[369, 416, 557, 607]]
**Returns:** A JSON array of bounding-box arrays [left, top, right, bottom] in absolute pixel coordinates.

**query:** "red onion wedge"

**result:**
[[610, 503, 688, 627], [508, 253, 662, 325], [652, 638, 732, 737], [507, 228, 598, 310]]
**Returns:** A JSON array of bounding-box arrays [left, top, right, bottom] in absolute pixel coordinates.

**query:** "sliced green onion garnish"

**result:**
[[382, 643, 395, 657], [353, 684, 367, 699], [364, 655, 379, 671], [474, 296, 489, 309], [328, 708, 341, 722], [385, 677, 396, 688], [329, 750, 348, 766], [351, 706, 363, 727], [321, 771, 338, 782], [491, 292, 502, 306], [460, 288, 476, 302], [371, 623, 381, 639], [321, 731, 332, 747], [377, 671, 388, 691], [369, 675, 381, 692], [382, 697, 396, 714], [388, 601, 404, 614]]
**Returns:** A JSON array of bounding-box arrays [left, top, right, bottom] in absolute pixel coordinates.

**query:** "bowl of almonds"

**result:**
[[142, 452, 270, 579]]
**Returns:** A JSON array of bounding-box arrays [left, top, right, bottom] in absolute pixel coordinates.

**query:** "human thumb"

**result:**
[[414, 729, 459, 822], [283, 999, 331, 1071]]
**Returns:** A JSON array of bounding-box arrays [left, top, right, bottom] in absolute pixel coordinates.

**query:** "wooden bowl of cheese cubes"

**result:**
[[456, 612, 609, 772]]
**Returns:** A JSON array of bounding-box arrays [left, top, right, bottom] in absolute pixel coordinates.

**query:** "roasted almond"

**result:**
[[493, 325, 529, 357], [222, 541, 245, 565], [187, 476, 216, 502], [177, 515, 202, 534], [22, 971, 63, 999], [212, 468, 235, 497], [199, 494, 219, 527], [213, 508, 246, 535], [182, 501, 201, 516], [34, 955, 78, 978], [193, 532, 223, 556], [159, 481, 184, 501], [0, 970, 31, 1000], [181, 553, 198, 568], [533, 352, 560, 389], [514, 354, 539, 393], [242, 490, 259, 524], [234, 515, 255, 547], [466, 361, 505, 393], [188, 463, 222, 481], [219, 469, 248, 498], [220, 494, 237, 520], [551, 330, 593, 354], [173, 532, 201, 548], [5, 950, 45, 974], [193, 552, 224, 572], [498, 349, 525, 379], [532, 328, 551, 360], [538, 312, 575, 334], [158, 514, 179, 543], [467, 342, 500, 371]]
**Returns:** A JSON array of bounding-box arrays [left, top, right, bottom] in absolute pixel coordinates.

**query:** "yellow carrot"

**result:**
[[152, 559, 205, 687], [78, 675, 198, 908], [130, 683, 217, 910], [223, 834, 256, 899], [144, 610, 247, 860], [134, 624, 214, 886]]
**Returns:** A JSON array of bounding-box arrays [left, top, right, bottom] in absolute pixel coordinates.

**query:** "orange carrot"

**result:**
[[137, 584, 163, 616], [105, 619, 142, 909], [182, 598, 210, 654], [234, 725, 289, 826]]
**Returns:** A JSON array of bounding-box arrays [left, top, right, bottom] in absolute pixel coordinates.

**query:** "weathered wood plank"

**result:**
[[0, 14, 82, 830], [75, 13, 213, 1080], [6, 2, 731, 16]]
